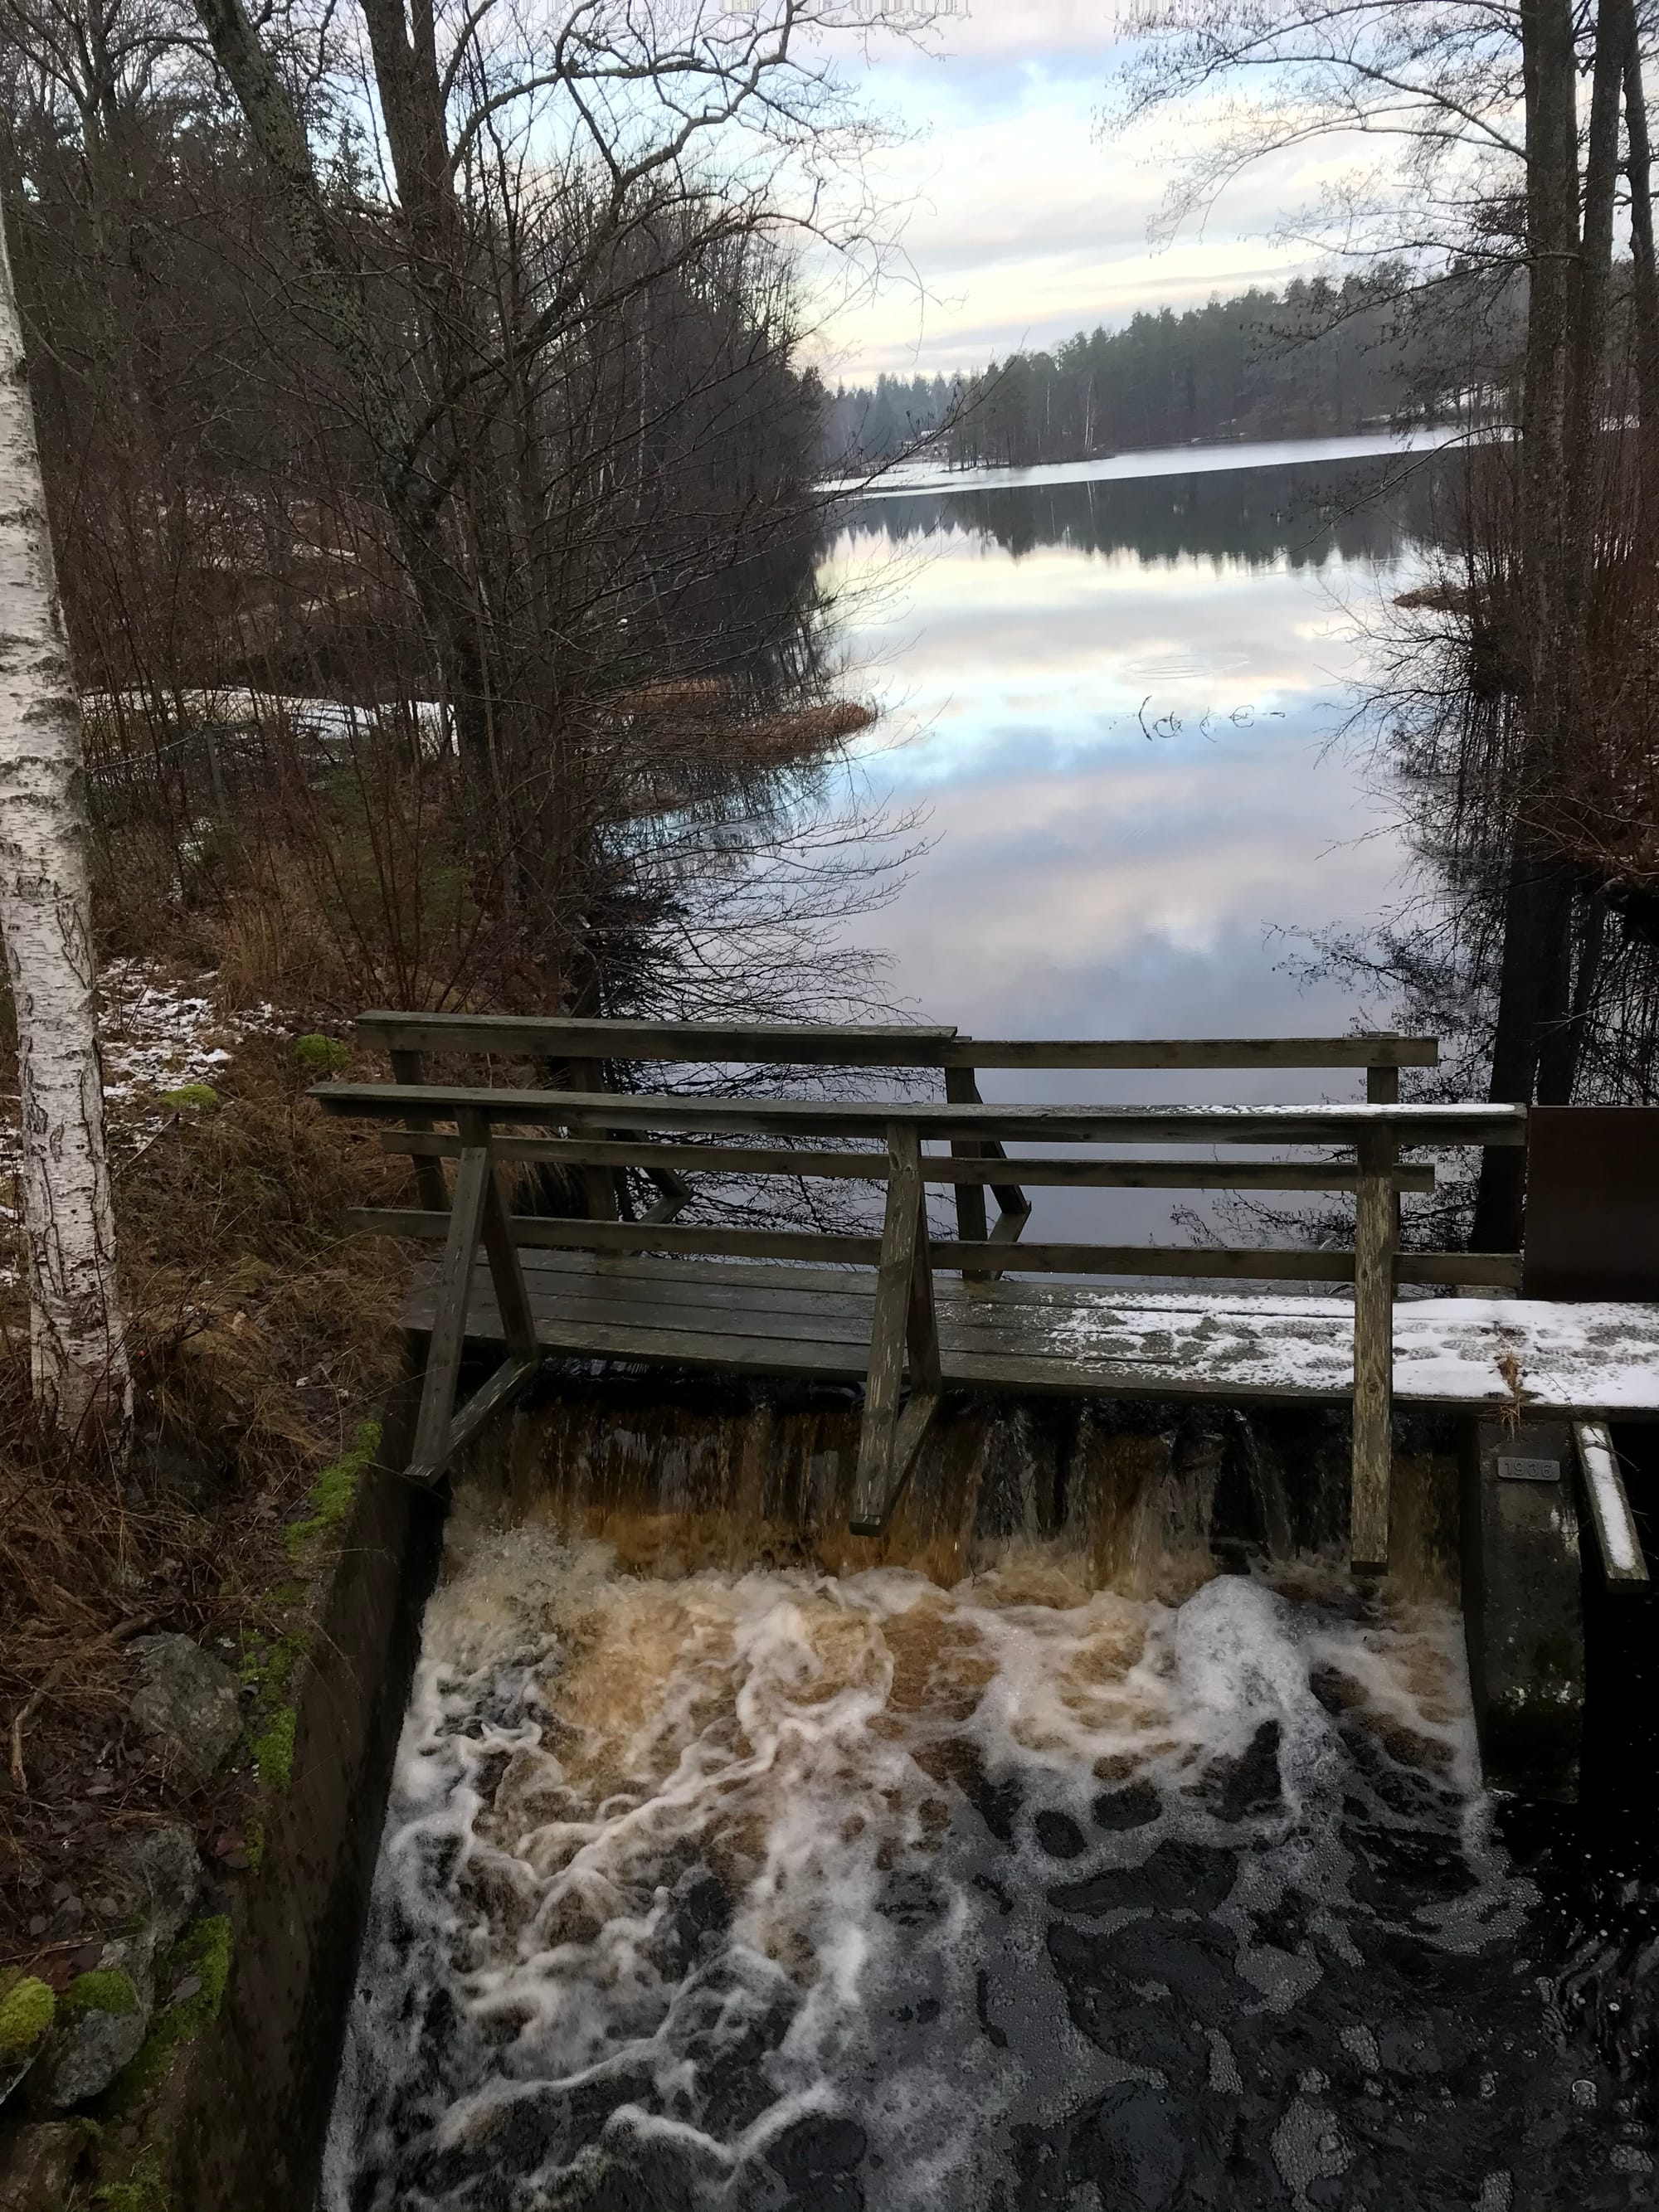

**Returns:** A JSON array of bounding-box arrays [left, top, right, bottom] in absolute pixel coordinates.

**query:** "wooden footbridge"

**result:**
[[315, 1015, 1659, 1591]]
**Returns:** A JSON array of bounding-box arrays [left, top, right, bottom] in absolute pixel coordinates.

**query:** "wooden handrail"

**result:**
[[337, 1030, 1481, 1565], [377, 1130, 1439, 1192], [318, 1082, 1525, 1148], [355, 1009, 1436, 1072], [348, 1204, 1520, 1286]]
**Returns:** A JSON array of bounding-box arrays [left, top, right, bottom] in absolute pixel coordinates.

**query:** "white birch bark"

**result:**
[[0, 213, 129, 1432]]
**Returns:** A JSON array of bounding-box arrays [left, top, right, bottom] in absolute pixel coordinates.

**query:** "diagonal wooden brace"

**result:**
[[851, 1124, 942, 1533], [945, 1064, 1030, 1279], [404, 1117, 541, 1486]]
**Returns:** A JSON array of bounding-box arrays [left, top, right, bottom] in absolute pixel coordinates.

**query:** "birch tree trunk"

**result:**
[[0, 211, 129, 1432]]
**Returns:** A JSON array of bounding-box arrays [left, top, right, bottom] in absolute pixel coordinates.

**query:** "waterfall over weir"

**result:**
[[323, 1376, 1651, 2210]]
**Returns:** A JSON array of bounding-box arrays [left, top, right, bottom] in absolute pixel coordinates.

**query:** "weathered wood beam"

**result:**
[[319, 1082, 1526, 1148], [348, 1206, 1521, 1285], [390, 1047, 449, 1213], [406, 1145, 492, 1484], [381, 1130, 1437, 1192], [946, 1036, 1439, 1072], [354, 1010, 1435, 1072], [851, 1125, 932, 1532], [944, 1064, 990, 1252], [439, 1353, 540, 1468], [460, 1108, 537, 1365], [545, 1057, 619, 1221], [1350, 1125, 1397, 1572], [357, 1012, 959, 1067]]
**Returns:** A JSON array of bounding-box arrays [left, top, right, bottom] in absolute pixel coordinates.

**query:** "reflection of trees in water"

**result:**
[[833, 455, 1462, 572]]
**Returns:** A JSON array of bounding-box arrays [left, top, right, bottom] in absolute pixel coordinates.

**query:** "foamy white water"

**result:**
[[323, 1510, 1646, 2211]]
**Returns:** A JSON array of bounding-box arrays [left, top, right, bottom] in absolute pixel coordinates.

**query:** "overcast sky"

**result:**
[[805, 1, 1341, 383]]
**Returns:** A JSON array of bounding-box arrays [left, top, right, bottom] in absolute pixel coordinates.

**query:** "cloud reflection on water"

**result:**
[[816, 449, 1442, 1241]]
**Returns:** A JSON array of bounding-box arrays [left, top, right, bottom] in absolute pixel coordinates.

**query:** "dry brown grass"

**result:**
[[207, 863, 362, 1011], [0, 1028, 410, 1961]]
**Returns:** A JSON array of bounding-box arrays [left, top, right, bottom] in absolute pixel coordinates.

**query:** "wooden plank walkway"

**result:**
[[406, 1249, 1659, 1418]]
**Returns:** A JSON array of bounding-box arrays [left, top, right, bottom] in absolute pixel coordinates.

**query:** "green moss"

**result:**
[[244, 1816, 265, 1874], [105, 1918, 232, 2118], [96, 2146, 169, 2212], [292, 1033, 350, 1077], [284, 1421, 380, 1559], [160, 1083, 219, 1114], [251, 1706, 295, 1793], [0, 1971, 55, 2058], [237, 1629, 304, 1699], [62, 1967, 139, 2020]]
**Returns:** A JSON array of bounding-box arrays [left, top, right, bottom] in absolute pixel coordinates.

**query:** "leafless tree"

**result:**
[[0, 204, 128, 1432], [1114, 0, 1659, 1242]]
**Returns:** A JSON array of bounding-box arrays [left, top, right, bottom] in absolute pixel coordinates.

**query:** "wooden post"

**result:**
[[945, 1063, 990, 1270], [459, 1107, 537, 1363], [559, 1057, 620, 1221], [406, 1120, 540, 1486], [390, 1047, 450, 1213], [1350, 1123, 1396, 1571], [408, 1141, 492, 1482], [850, 1122, 941, 1532], [945, 1062, 1029, 1278], [1367, 1059, 1401, 1243]]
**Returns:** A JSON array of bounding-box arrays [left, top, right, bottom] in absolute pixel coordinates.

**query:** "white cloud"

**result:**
[[804, 17, 1374, 380]]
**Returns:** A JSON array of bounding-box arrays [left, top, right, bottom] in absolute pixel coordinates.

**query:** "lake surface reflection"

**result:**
[[825, 443, 1447, 1053], [820, 441, 1454, 1242]]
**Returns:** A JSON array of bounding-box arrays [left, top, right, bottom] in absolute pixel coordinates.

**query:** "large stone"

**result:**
[[0, 2122, 95, 2210], [36, 1826, 204, 2112], [108, 1821, 202, 1951], [129, 1635, 241, 1784], [38, 1939, 153, 2109]]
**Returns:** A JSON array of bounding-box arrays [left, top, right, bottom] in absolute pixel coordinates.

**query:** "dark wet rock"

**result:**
[[1044, 1926, 1210, 2087], [697, 2003, 799, 2140], [973, 1869, 1014, 1914], [129, 1433, 231, 1512], [1073, 2081, 1185, 2210], [1346, 1821, 1479, 1913], [877, 1868, 950, 1926], [38, 1825, 202, 2109], [1091, 1782, 1161, 1831], [766, 2113, 866, 2212], [975, 1966, 1009, 2048], [109, 1821, 202, 1949], [1051, 1838, 1236, 1918], [1034, 1809, 1087, 1860], [1209, 1720, 1283, 1823], [39, 1937, 153, 2107], [128, 1634, 241, 1783], [1104, 1913, 1238, 2016], [0, 2122, 95, 2210]]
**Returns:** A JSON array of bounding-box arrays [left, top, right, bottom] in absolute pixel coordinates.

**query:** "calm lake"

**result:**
[[323, 438, 1656, 2212], [825, 435, 1440, 1048], [816, 433, 1456, 1244]]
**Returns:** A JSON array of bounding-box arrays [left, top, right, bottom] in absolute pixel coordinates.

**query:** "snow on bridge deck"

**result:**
[[407, 1250, 1659, 1418]]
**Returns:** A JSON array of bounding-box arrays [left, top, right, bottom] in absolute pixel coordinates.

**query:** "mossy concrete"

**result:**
[[66, 1356, 445, 2212]]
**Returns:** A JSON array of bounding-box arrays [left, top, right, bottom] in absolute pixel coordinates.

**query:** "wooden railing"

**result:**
[[319, 1016, 1520, 1570], [352, 1013, 1440, 1275]]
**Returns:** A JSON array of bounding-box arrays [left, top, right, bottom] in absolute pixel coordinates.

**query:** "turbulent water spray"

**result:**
[[323, 1392, 1651, 2210]]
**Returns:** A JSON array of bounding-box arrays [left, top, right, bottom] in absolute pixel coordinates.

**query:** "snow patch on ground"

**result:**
[[0, 960, 289, 1272]]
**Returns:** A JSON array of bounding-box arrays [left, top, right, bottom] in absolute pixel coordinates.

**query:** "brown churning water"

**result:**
[[322, 1379, 1652, 2210]]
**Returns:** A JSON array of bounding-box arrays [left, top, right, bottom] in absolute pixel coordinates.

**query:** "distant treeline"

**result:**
[[825, 271, 1511, 469]]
